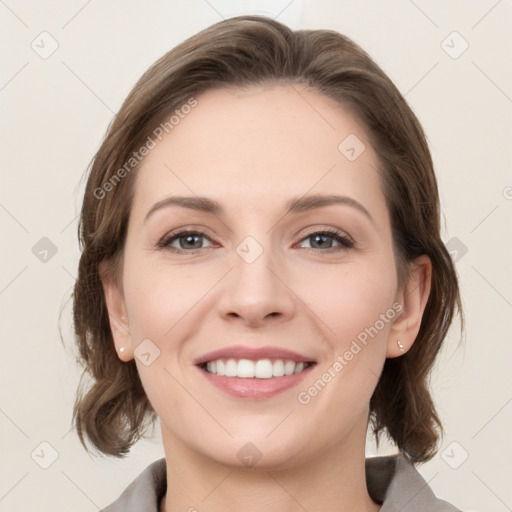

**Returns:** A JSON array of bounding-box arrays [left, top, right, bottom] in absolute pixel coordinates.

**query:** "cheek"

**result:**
[[123, 257, 210, 341], [120, 259, 205, 418], [295, 265, 396, 420], [295, 256, 397, 343]]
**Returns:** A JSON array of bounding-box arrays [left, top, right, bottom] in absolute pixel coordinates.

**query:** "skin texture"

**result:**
[[102, 84, 432, 512]]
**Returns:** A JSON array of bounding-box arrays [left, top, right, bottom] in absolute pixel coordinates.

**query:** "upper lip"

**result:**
[[194, 345, 317, 365]]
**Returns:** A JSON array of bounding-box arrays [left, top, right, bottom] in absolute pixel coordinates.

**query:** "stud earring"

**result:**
[[397, 340, 405, 352], [119, 346, 125, 353]]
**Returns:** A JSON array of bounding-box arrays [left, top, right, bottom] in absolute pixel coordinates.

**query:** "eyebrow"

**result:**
[[144, 193, 374, 224]]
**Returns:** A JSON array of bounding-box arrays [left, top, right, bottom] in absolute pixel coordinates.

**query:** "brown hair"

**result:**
[[70, 15, 464, 463]]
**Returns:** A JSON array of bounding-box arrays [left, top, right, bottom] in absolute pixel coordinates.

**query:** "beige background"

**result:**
[[1, 1, 511, 511]]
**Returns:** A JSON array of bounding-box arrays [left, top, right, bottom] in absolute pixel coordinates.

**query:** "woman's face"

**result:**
[[109, 84, 410, 469]]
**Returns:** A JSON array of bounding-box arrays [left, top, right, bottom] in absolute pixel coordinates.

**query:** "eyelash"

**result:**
[[156, 228, 355, 254]]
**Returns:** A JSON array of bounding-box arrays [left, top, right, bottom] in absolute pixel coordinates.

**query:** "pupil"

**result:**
[[182, 234, 201, 248], [313, 234, 332, 249]]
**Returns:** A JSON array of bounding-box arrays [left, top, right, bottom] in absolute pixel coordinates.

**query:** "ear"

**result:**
[[387, 255, 432, 358], [99, 261, 134, 362]]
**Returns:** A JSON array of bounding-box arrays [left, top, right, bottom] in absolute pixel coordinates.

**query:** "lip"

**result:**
[[193, 345, 316, 366], [197, 363, 316, 400]]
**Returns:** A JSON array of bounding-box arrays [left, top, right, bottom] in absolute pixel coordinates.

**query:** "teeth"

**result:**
[[284, 360, 296, 375], [294, 362, 305, 374], [273, 359, 284, 377], [238, 359, 255, 378], [205, 358, 310, 378], [224, 359, 238, 377]]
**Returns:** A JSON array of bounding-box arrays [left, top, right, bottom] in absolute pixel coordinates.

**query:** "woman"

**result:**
[[72, 15, 464, 512]]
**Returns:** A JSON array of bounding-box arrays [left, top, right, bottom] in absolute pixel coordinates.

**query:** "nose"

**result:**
[[216, 245, 296, 328]]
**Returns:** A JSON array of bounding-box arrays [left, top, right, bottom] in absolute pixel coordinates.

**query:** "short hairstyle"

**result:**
[[70, 15, 464, 463]]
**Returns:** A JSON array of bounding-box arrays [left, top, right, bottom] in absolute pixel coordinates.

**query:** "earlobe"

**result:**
[[99, 262, 134, 362], [386, 255, 432, 358]]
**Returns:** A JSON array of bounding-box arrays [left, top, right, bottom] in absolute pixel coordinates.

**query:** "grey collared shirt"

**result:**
[[102, 454, 462, 511]]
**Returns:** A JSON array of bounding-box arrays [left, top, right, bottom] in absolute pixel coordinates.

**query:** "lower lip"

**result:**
[[198, 364, 315, 400]]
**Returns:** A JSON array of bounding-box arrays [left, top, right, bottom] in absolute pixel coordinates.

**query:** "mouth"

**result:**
[[198, 358, 316, 378], [194, 345, 317, 399]]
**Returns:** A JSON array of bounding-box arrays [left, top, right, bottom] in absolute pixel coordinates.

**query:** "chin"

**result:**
[[200, 434, 310, 471]]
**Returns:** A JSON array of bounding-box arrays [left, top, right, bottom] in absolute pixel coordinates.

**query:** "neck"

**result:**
[[159, 420, 380, 512]]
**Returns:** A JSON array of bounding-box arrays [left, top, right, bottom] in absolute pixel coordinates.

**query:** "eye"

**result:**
[[157, 228, 354, 254], [297, 229, 354, 252], [157, 230, 214, 252]]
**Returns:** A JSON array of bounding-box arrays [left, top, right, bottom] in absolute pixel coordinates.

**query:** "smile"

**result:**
[[197, 359, 316, 400], [202, 358, 314, 378]]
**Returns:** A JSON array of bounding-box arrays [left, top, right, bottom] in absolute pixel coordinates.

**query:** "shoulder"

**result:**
[[101, 458, 167, 512], [366, 454, 462, 511]]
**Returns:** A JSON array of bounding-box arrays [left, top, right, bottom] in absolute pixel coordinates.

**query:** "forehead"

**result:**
[[131, 84, 385, 220]]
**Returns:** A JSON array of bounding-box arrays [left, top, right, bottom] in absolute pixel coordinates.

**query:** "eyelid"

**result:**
[[295, 227, 355, 251], [157, 225, 355, 253], [295, 226, 354, 244], [156, 227, 216, 251]]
